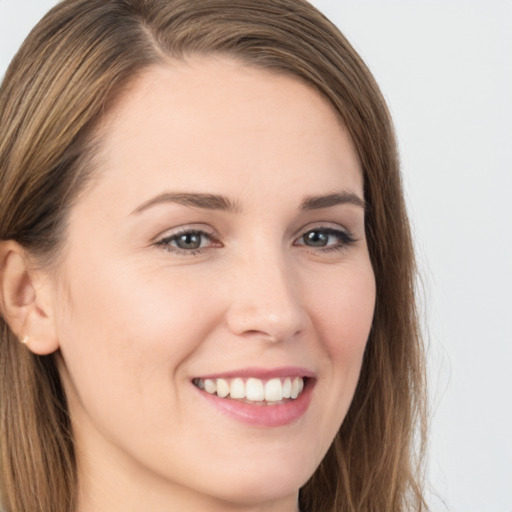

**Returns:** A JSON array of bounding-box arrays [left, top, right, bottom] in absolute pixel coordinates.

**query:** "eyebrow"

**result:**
[[131, 192, 242, 215], [300, 192, 366, 211], [131, 190, 366, 215]]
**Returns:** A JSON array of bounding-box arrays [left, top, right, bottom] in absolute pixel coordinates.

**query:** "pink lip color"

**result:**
[[193, 367, 316, 428]]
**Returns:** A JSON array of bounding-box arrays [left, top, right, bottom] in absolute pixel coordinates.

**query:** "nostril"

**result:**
[[238, 327, 303, 345], [244, 330, 279, 343]]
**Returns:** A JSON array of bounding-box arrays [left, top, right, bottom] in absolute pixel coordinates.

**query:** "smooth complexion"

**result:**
[[44, 57, 376, 511]]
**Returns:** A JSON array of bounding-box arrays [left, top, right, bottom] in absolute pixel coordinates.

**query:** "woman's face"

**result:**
[[53, 57, 375, 510]]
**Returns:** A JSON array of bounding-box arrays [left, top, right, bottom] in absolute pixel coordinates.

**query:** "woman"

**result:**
[[0, 1, 427, 511]]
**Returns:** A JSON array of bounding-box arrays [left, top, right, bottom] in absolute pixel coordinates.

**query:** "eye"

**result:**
[[295, 227, 355, 251], [155, 229, 220, 254]]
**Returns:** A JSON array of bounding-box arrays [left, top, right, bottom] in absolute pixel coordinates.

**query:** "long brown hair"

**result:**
[[0, 1, 428, 511]]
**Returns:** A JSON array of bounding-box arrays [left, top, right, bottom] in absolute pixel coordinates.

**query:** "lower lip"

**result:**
[[195, 380, 315, 427]]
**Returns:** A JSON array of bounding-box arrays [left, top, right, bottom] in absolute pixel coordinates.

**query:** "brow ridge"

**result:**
[[132, 190, 365, 215], [132, 192, 241, 214], [300, 192, 366, 211]]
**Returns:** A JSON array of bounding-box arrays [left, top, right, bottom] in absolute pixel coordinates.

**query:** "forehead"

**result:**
[[83, 56, 362, 212]]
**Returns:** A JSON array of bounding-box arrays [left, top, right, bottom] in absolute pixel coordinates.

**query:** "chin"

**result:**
[[185, 450, 317, 507]]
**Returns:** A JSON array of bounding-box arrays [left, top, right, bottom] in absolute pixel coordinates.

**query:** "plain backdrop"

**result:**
[[1, 1, 511, 511]]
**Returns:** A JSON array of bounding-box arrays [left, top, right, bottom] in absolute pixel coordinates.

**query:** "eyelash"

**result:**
[[154, 229, 219, 255], [154, 226, 356, 256], [294, 227, 356, 252]]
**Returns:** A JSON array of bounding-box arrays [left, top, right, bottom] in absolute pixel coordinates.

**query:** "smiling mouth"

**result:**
[[192, 376, 307, 404]]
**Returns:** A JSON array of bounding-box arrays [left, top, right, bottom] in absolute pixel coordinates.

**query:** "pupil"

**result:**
[[177, 233, 201, 250], [305, 231, 327, 247]]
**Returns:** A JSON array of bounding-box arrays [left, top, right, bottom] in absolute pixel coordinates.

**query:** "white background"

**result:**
[[1, 1, 511, 511]]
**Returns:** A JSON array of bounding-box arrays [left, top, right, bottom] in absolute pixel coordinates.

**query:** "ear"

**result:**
[[0, 241, 59, 355]]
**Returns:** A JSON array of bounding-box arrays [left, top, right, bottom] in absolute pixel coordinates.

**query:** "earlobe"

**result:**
[[0, 241, 60, 355]]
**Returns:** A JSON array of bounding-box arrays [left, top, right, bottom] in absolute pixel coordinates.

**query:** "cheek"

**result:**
[[296, 261, 375, 464], [310, 262, 376, 362], [60, 254, 205, 341], [54, 258, 223, 465], [55, 254, 217, 407]]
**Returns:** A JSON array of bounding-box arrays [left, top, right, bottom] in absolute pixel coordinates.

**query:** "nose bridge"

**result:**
[[225, 240, 306, 342]]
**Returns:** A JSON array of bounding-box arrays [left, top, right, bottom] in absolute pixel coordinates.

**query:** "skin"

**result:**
[[28, 57, 375, 511]]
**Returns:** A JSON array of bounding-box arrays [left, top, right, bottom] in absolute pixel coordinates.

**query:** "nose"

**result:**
[[224, 250, 308, 344]]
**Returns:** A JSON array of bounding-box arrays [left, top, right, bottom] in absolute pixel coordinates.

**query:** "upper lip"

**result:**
[[193, 366, 316, 381]]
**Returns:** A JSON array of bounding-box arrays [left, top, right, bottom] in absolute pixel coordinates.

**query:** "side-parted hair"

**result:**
[[0, 1, 427, 511]]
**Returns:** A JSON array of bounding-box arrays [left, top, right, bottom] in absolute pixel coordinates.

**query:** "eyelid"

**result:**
[[293, 223, 357, 250], [153, 223, 217, 242], [153, 225, 221, 254], [293, 221, 354, 240], [152, 222, 358, 256]]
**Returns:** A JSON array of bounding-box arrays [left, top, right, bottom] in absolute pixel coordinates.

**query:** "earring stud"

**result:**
[[20, 335, 29, 345]]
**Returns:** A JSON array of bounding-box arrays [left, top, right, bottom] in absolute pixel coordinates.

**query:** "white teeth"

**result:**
[[204, 379, 216, 394], [195, 376, 306, 403], [265, 378, 283, 401], [282, 378, 292, 398], [216, 378, 230, 398], [290, 377, 301, 399], [246, 378, 265, 401], [230, 378, 245, 399]]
